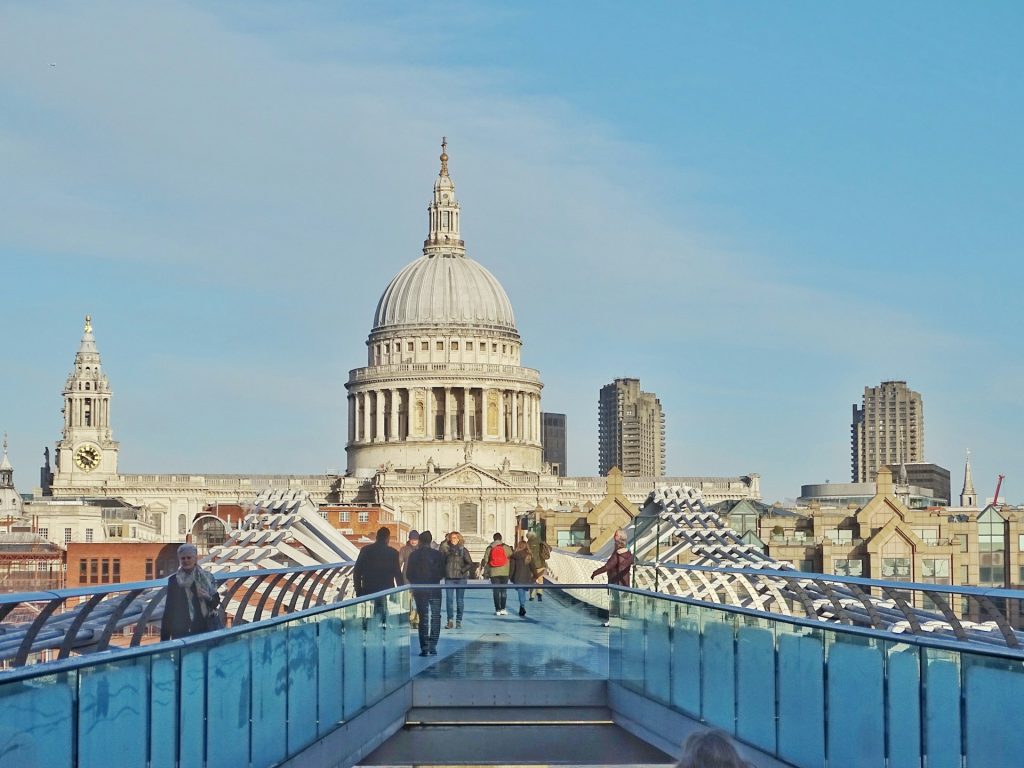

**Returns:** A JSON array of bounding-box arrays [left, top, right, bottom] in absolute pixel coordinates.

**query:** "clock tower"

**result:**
[[53, 315, 120, 488]]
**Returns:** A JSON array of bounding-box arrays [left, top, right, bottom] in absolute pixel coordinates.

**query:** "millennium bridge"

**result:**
[[1, 487, 1022, 766]]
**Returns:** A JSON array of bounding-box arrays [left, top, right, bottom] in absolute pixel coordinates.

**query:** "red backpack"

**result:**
[[489, 544, 508, 568]]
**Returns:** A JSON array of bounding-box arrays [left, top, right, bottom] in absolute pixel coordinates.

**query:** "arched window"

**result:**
[[177, 514, 187, 535]]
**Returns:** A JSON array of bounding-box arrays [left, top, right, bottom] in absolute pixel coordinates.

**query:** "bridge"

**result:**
[[1, 486, 1023, 766]]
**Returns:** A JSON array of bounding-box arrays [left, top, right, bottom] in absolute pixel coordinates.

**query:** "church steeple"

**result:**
[[0, 434, 13, 486], [53, 315, 119, 485], [960, 449, 977, 508], [424, 137, 465, 257]]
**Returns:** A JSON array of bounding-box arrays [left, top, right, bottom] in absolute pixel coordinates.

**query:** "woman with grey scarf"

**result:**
[[160, 543, 222, 640]]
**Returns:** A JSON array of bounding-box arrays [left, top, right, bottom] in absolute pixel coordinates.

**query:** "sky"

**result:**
[[1, 1, 1021, 504]]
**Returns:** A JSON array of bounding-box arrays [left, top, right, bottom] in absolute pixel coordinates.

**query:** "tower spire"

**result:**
[[960, 448, 977, 507], [424, 138, 464, 256]]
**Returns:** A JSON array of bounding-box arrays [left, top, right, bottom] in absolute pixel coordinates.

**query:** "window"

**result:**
[[407, 342, 414, 352], [79, 559, 87, 583], [921, 558, 950, 583], [89, 559, 98, 584], [358, 511, 370, 523], [833, 559, 863, 577], [112, 560, 121, 583], [436, 341, 444, 350], [101, 559, 109, 583], [798, 559, 816, 572], [977, 509, 1006, 586], [339, 511, 350, 523], [65, 528, 73, 544], [466, 342, 473, 351], [451, 341, 459, 351], [38, 527, 48, 540], [85, 528, 94, 543], [492, 343, 497, 352], [961, 565, 969, 584], [421, 341, 428, 351], [145, 558, 154, 581]]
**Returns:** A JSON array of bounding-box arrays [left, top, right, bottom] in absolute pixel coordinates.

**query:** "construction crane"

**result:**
[[994, 474, 1006, 506]]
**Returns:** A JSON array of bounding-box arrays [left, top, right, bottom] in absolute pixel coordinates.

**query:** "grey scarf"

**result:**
[[175, 566, 216, 622]]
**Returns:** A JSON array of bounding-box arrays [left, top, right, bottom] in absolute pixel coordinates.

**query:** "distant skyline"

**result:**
[[1, 2, 1021, 503]]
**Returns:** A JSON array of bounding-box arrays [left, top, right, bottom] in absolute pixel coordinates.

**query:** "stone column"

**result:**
[[462, 388, 471, 441], [389, 389, 400, 441], [362, 391, 372, 444], [348, 395, 355, 443], [497, 389, 506, 441], [443, 386, 452, 440], [375, 390, 385, 442], [511, 389, 519, 441]]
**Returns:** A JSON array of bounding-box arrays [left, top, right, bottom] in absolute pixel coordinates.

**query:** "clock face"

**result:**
[[74, 444, 101, 472]]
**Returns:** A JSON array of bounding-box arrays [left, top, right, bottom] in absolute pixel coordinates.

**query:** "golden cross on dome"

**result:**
[[440, 137, 449, 177]]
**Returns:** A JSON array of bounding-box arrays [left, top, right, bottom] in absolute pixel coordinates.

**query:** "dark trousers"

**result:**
[[413, 590, 442, 652], [490, 576, 509, 610], [444, 577, 466, 621]]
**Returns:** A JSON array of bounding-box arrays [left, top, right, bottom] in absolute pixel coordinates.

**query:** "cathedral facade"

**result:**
[[42, 143, 761, 544]]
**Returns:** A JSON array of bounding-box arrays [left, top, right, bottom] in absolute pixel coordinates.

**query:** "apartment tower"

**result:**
[[598, 378, 665, 477], [851, 380, 924, 483]]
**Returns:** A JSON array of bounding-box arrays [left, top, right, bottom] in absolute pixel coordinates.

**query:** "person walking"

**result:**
[[160, 543, 221, 641], [509, 539, 534, 617], [590, 529, 633, 627], [405, 531, 446, 656], [398, 530, 421, 628], [526, 530, 551, 601], [353, 527, 404, 626], [481, 533, 514, 615], [439, 531, 475, 629]]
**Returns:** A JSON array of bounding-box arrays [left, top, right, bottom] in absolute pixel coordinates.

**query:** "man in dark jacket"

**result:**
[[405, 530, 446, 656], [353, 527, 403, 625]]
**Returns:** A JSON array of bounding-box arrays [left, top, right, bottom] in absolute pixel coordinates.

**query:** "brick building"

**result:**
[[65, 542, 180, 588]]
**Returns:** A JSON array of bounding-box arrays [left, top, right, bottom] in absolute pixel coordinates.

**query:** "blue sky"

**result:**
[[1, 2, 1021, 503]]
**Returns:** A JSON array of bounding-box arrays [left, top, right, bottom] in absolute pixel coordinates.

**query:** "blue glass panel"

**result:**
[[206, 638, 251, 767], [287, 621, 319, 753], [777, 632, 824, 767], [965, 658, 1024, 764], [0, 671, 75, 768], [701, 617, 735, 731], [736, 624, 775, 753], [343, 613, 366, 718], [886, 646, 921, 768], [670, 610, 701, 716], [178, 650, 207, 767], [150, 654, 178, 768], [318, 616, 344, 736], [826, 639, 884, 768], [250, 629, 287, 768], [78, 662, 147, 767], [365, 614, 385, 704], [620, 593, 646, 691], [644, 600, 671, 704], [924, 651, 962, 768]]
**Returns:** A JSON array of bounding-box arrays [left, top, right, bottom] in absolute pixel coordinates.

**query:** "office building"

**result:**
[[541, 412, 567, 476], [598, 378, 665, 477], [851, 380, 923, 483]]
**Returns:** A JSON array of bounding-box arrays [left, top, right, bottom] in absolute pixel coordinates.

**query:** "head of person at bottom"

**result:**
[[177, 542, 198, 572], [418, 531, 433, 547], [676, 729, 751, 768], [492, 532, 503, 542], [376, 526, 390, 544]]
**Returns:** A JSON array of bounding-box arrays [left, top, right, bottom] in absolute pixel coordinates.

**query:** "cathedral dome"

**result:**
[[372, 254, 517, 332]]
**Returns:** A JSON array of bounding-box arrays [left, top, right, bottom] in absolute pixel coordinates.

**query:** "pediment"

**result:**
[[423, 462, 512, 490], [865, 517, 923, 553]]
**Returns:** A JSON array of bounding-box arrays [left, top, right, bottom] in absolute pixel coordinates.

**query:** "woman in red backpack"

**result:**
[[481, 532, 514, 615]]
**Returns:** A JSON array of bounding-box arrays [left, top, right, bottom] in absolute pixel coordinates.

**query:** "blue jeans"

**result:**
[[516, 587, 528, 608], [445, 578, 466, 621], [413, 590, 442, 653]]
